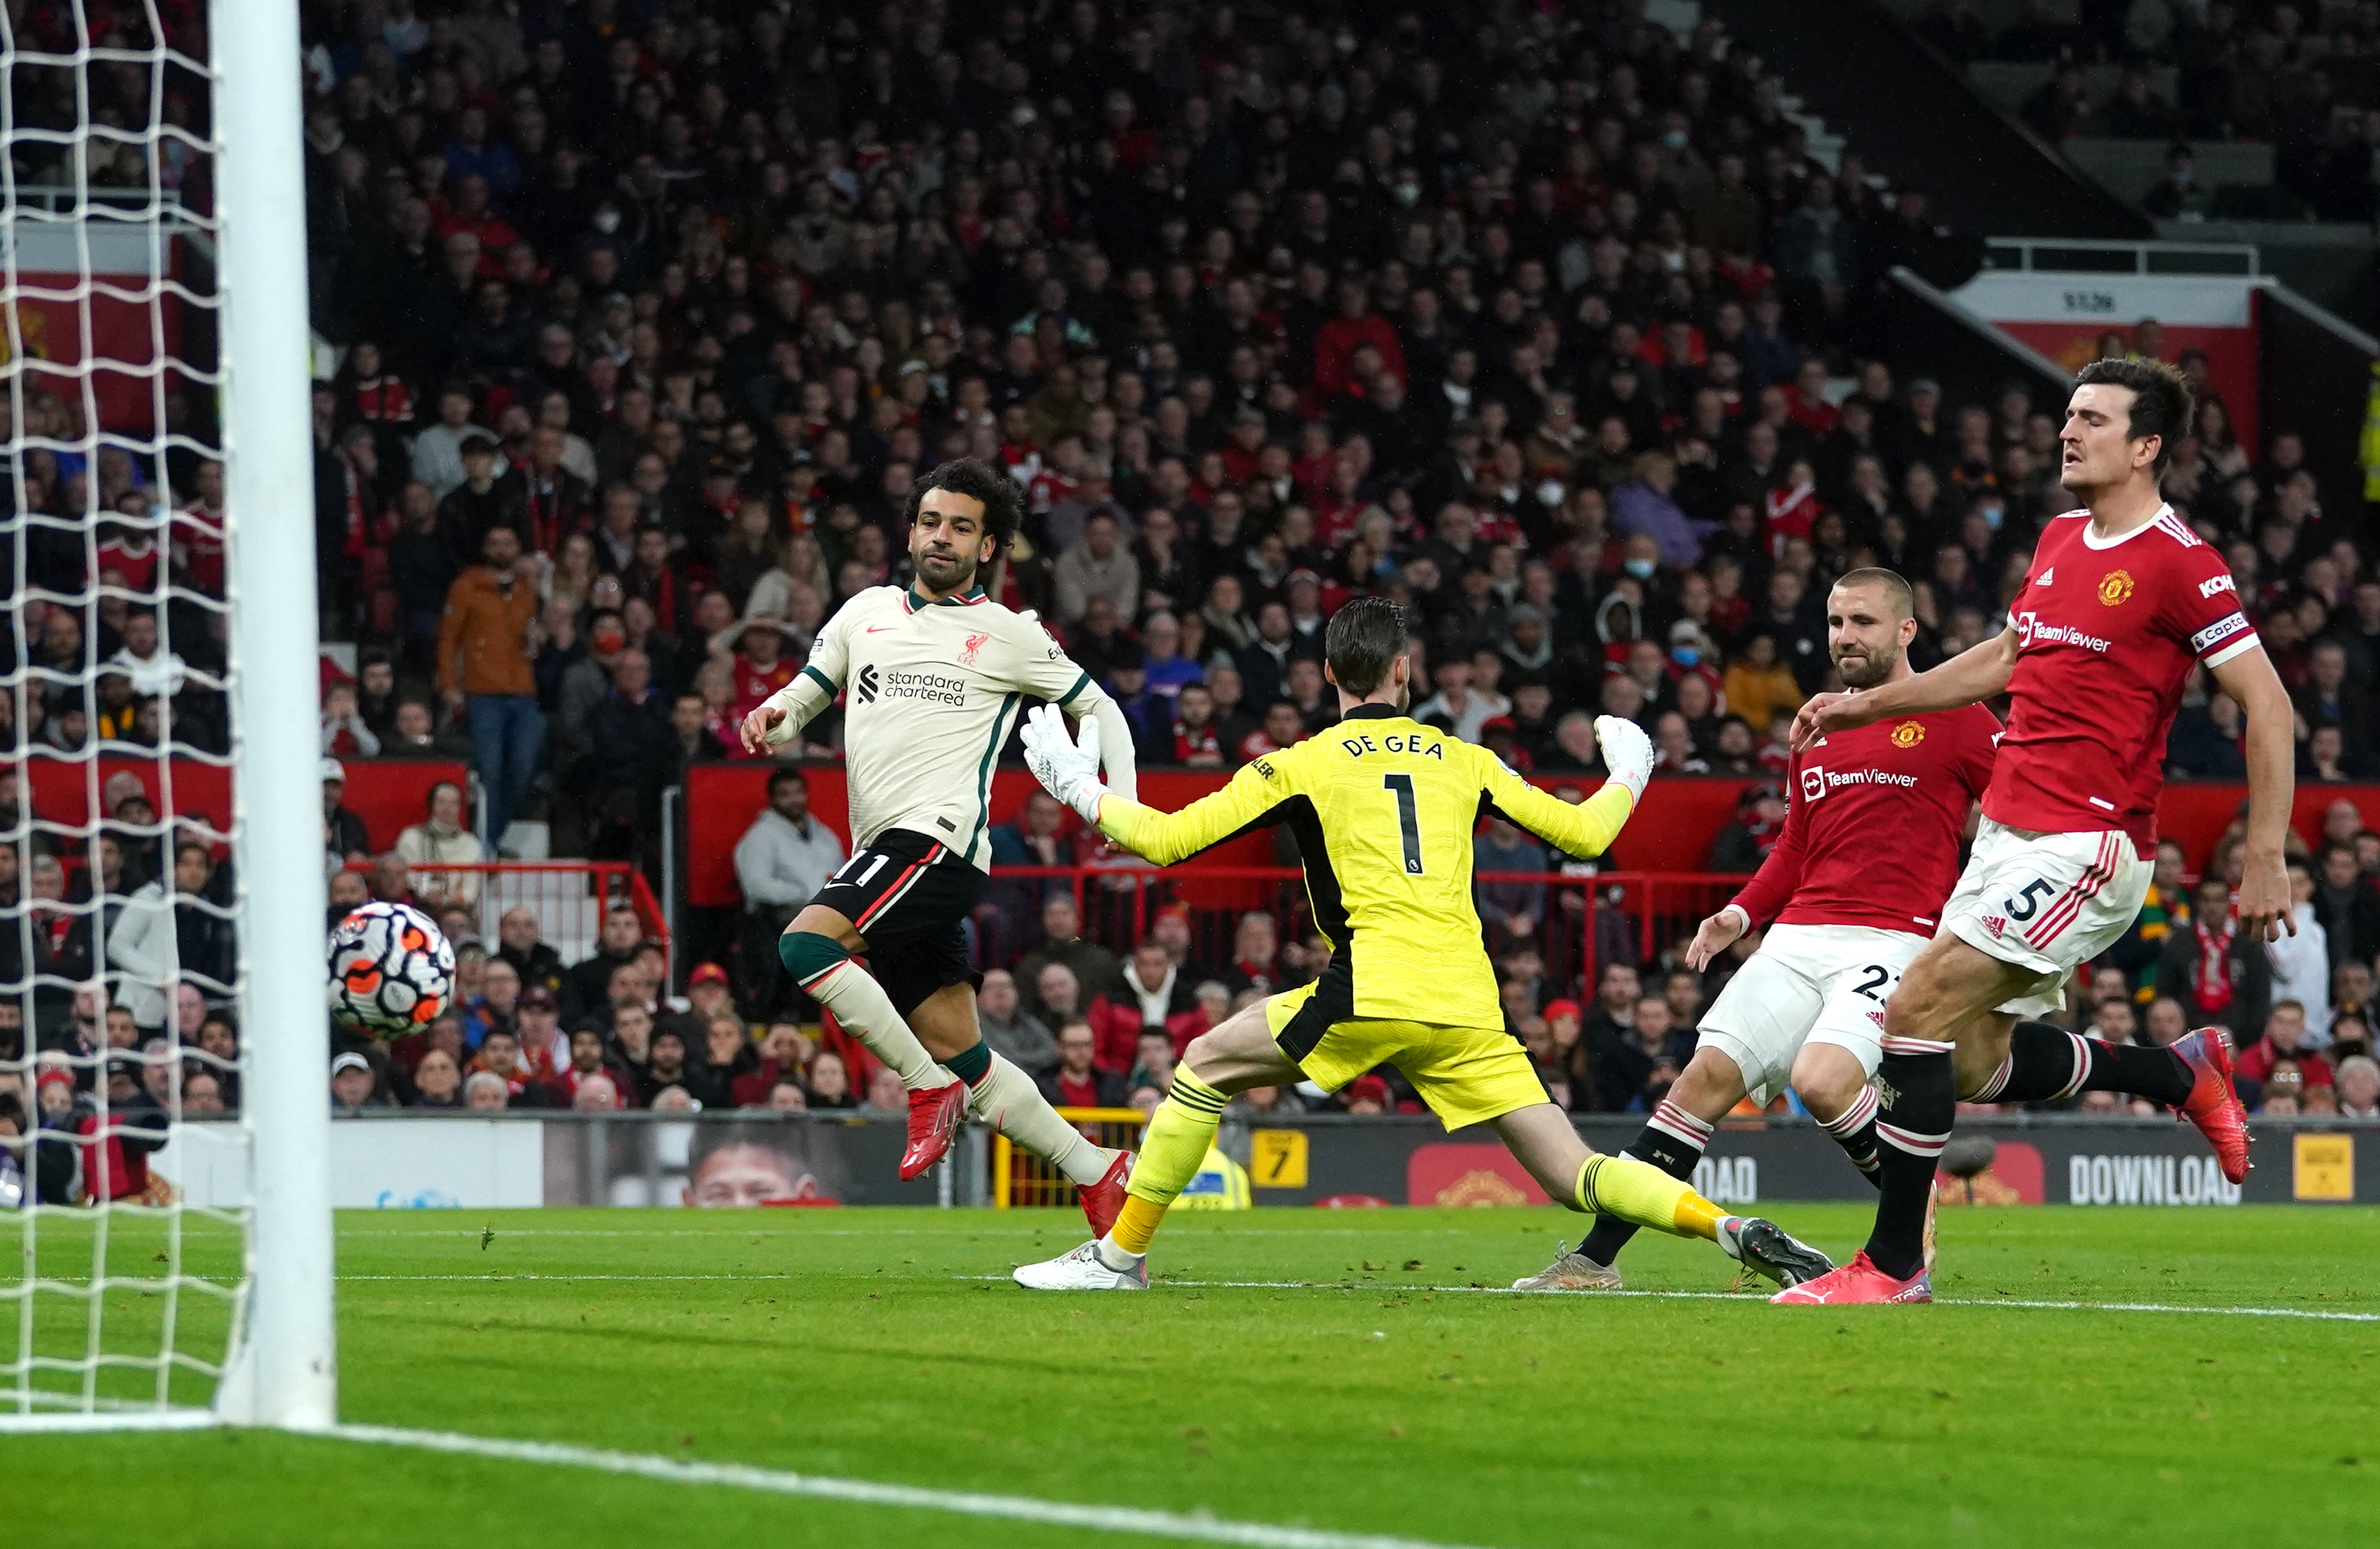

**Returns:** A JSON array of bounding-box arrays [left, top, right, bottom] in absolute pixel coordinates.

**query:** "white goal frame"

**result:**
[[0, 0, 333, 1432], [208, 0, 335, 1430]]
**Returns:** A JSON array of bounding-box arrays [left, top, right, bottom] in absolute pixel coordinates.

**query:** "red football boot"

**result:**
[[1769, 1251, 1933, 1305], [898, 1081, 967, 1181], [1078, 1151, 1134, 1236], [2172, 1026, 2251, 1184]]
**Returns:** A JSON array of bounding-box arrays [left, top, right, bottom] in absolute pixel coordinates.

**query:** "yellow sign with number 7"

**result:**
[[1250, 1129, 1309, 1189]]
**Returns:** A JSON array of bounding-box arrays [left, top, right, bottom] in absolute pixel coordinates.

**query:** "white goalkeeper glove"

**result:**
[[1594, 715, 1654, 804], [1020, 704, 1108, 823]]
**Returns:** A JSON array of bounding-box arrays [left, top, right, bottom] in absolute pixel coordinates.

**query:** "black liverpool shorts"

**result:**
[[810, 828, 984, 1015]]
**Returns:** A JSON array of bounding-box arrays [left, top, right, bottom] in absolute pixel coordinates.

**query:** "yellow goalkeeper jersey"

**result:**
[[1097, 704, 1635, 1030]]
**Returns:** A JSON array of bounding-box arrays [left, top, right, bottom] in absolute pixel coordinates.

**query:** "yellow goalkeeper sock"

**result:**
[[1109, 1195, 1168, 1256], [1106, 1065, 1228, 1258], [1575, 1153, 1727, 1241]]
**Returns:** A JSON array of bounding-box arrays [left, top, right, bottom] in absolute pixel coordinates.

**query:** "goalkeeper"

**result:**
[[1008, 598, 1834, 1292]]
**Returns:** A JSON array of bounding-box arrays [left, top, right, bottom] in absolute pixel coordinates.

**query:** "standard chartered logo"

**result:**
[[880, 668, 969, 707]]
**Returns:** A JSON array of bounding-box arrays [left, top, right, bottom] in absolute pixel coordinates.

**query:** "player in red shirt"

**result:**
[[1024, 434, 1084, 516], [726, 619, 798, 725], [170, 459, 228, 597], [1780, 359, 2284, 1305], [1517, 569, 1997, 1290]]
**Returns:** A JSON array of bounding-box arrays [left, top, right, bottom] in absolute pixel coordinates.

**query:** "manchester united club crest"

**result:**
[[958, 631, 989, 666], [1890, 720, 1925, 748], [2097, 569, 2136, 607]]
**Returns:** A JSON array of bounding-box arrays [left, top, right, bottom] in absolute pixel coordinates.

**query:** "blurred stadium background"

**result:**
[[5, 1, 2380, 1538]]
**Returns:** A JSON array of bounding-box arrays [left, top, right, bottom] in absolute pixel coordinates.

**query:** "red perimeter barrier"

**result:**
[[969, 863, 1745, 1004], [13, 755, 470, 854], [681, 762, 2380, 910], [406, 861, 671, 976]]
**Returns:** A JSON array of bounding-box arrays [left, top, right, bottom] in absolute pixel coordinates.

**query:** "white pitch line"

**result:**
[[326, 1423, 1492, 1549], [333, 1226, 1474, 1240], [960, 1276, 2380, 1323], [334, 1271, 2380, 1320], [341, 1273, 788, 1282]]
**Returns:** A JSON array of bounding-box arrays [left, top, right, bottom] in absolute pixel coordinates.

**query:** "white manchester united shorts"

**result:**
[[1698, 923, 1924, 1107], [1943, 817, 2155, 1018]]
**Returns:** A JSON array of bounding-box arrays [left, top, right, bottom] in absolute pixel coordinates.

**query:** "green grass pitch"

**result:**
[[12, 1203, 2376, 1548]]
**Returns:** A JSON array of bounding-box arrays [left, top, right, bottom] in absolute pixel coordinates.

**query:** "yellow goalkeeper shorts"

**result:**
[[1263, 978, 1548, 1132]]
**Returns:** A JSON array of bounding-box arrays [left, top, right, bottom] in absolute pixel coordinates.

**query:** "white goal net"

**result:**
[[2, 0, 331, 1430]]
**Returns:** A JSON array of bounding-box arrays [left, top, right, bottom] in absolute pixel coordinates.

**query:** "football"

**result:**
[[326, 900, 456, 1036]]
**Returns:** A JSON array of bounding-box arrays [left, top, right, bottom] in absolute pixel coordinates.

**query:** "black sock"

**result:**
[[1579, 1099, 1711, 1265], [1819, 1086, 1883, 1190], [1864, 1039, 1954, 1281], [1968, 1021, 2191, 1107]]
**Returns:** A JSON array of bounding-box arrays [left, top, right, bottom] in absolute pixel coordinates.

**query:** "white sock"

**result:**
[[966, 1051, 1110, 1184], [807, 960, 955, 1091], [1093, 1236, 1141, 1270]]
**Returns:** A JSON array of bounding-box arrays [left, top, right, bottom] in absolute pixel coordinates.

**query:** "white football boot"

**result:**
[[1510, 1241, 1623, 1291], [1012, 1240, 1149, 1291]]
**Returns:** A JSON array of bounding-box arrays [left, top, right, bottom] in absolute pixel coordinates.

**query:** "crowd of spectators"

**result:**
[[1919, 0, 2380, 220], [251, 0, 2013, 867], [6, 1, 2380, 1196], [277, 783, 2380, 1128]]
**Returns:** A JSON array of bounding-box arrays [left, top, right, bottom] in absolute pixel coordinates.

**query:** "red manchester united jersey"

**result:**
[[1733, 703, 2001, 936], [1987, 507, 2257, 856], [728, 655, 797, 724]]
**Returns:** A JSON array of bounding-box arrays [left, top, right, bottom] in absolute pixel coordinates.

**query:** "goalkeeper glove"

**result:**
[[1593, 715, 1654, 804], [1020, 704, 1108, 823]]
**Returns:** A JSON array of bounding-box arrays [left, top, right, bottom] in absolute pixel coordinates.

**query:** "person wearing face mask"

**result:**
[[1667, 620, 1723, 699], [1610, 451, 1716, 570], [551, 607, 629, 774]]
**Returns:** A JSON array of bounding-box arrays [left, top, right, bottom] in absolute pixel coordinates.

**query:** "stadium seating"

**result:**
[[6, 0, 2378, 1129]]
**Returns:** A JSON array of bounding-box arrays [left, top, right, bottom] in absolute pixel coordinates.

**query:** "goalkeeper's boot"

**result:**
[[1718, 1216, 1835, 1289], [1510, 1241, 1622, 1292], [898, 1080, 967, 1181], [1077, 1150, 1133, 1236], [1769, 1252, 1932, 1305], [1012, 1241, 1148, 1292], [2173, 1026, 2251, 1185]]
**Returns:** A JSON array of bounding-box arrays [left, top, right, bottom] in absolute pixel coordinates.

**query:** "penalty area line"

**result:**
[[326, 1423, 1492, 1549], [959, 1276, 2380, 1323]]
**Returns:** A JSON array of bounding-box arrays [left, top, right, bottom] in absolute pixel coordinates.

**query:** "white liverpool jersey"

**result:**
[[799, 583, 1103, 871]]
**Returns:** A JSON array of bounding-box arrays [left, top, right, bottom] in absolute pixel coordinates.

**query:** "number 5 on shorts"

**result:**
[[2003, 877, 2055, 922]]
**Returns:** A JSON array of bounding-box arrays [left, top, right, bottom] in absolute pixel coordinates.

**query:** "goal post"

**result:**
[[0, 0, 331, 1431], [211, 0, 334, 1431]]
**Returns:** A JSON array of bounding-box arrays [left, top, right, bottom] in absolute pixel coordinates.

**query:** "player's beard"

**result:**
[[1835, 643, 1897, 689], [912, 542, 978, 596], [2060, 447, 2112, 500]]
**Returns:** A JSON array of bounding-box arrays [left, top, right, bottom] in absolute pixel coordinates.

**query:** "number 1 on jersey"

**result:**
[[1383, 772, 1424, 874]]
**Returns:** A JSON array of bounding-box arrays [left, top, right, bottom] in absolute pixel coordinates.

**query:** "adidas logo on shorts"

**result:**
[[1981, 914, 2008, 936]]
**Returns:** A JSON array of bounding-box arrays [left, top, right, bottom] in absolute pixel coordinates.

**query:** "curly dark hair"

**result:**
[[905, 456, 1022, 556]]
